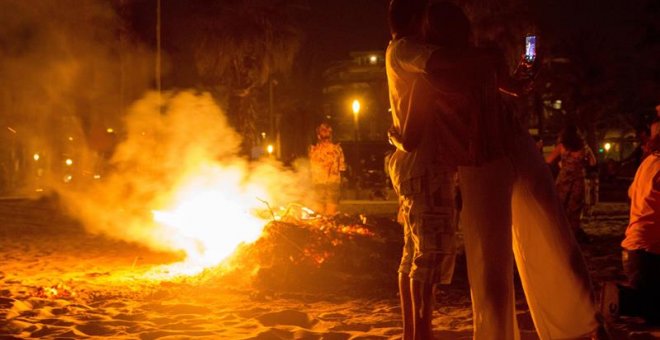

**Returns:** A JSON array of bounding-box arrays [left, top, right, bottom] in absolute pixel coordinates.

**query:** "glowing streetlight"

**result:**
[[352, 99, 362, 188], [351, 99, 361, 142], [33, 153, 40, 161], [107, 128, 114, 133], [352, 99, 361, 119], [65, 158, 73, 166], [267, 144, 274, 156], [604, 142, 612, 152]]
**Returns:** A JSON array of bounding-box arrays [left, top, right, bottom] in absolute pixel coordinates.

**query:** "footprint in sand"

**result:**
[[30, 325, 71, 338], [38, 318, 75, 327], [138, 330, 216, 340], [329, 323, 372, 332], [0, 297, 14, 308], [142, 303, 212, 315], [75, 321, 117, 336], [317, 312, 348, 322], [256, 309, 316, 328]]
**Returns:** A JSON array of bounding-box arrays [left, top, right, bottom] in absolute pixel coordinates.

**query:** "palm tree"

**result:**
[[190, 0, 304, 152]]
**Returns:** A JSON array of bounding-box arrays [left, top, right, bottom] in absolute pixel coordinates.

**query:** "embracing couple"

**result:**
[[385, 1, 609, 339]]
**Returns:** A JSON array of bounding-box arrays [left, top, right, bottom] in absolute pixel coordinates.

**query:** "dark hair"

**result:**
[[647, 134, 660, 154], [388, 0, 427, 39], [559, 124, 585, 152], [423, 1, 471, 48]]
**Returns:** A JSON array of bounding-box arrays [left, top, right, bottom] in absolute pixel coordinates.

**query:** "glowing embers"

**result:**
[[32, 282, 77, 299]]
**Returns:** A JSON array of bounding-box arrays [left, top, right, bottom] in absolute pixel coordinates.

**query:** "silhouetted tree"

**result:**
[[124, 0, 304, 153], [191, 0, 303, 151], [533, 0, 658, 146], [459, 0, 659, 149]]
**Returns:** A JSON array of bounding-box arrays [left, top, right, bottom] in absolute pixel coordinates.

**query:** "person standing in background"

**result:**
[[546, 124, 597, 242], [309, 123, 346, 216], [601, 128, 660, 325]]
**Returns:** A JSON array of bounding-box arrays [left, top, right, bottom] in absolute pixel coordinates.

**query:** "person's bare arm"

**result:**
[[585, 146, 597, 167], [545, 144, 562, 164], [498, 59, 539, 98], [388, 77, 434, 152], [387, 126, 405, 151], [403, 78, 433, 151]]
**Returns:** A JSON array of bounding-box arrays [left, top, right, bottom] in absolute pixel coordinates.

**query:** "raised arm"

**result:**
[[545, 143, 563, 164], [498, 57, 539, 98], [585, 146, 597, 167]]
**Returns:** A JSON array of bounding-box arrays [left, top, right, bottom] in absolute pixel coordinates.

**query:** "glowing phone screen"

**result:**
[[525, 35, 536, 62]]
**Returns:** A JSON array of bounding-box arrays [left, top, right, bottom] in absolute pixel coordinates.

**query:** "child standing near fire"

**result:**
[[309, 123, 346, 216]]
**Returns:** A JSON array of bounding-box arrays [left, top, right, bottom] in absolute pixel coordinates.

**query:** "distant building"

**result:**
[[321, 51, 390, 143]]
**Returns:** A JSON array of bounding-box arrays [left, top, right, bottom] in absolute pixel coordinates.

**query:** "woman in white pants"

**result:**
[[420, 2, 607, 338], [459, 130, 603, 339]]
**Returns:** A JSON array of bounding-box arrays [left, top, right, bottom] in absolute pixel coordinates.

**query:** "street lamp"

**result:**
[[351, 99, 361, 194], [351, 99, 360, 141]]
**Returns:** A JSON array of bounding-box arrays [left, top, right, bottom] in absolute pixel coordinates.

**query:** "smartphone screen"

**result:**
[[525, 35, 536, 62]]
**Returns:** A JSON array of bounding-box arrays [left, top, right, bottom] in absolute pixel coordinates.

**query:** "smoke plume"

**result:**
[[0, 1, 313, 260]]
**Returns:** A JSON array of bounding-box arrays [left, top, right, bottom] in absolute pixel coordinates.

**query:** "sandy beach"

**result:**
[[0, 197, 658, 339]]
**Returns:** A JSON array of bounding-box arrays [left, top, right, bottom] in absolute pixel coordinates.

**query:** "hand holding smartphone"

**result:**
[[511, 34, 540, 94]]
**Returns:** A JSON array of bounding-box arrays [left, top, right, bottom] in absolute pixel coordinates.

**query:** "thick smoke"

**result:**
[[62, 91, 312, 254], [0, 1, 312, 255], [0, 0, 151, 195]]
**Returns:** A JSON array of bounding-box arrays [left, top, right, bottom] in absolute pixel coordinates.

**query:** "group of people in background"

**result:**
[[543, 106, 660, 326]]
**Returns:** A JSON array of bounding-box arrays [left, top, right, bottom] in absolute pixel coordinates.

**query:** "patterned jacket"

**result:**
[[309, 142, 346, 185]]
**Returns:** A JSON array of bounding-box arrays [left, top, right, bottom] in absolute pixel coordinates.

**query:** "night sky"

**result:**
[[298, 0, 390, 65]]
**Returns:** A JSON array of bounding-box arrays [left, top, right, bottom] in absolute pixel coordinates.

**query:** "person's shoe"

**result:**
[[599, 282, 620, 322]]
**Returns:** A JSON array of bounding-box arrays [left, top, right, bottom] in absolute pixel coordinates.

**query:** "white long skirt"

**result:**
[[458, 130, 599, 340]]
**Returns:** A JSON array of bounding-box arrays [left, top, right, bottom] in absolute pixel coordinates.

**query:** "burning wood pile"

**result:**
[[226, 207, 403, 296]]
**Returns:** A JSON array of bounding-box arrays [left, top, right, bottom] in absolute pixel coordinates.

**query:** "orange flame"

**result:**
[[151, 163, 271, 276]]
